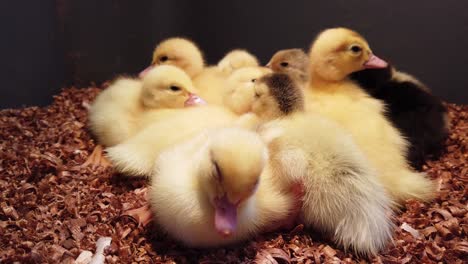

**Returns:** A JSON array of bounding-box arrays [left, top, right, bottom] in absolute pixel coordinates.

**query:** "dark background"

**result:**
[[1, 0, 467, 109]]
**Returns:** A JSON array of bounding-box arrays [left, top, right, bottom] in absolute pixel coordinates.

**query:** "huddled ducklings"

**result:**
[[304, 27, 435, 204], [267, 47, 448, 171], [141, 38, 259, 106], [250, 73, 394, 256], [149, 127, 294, 247], [350, 64, 449, 170]]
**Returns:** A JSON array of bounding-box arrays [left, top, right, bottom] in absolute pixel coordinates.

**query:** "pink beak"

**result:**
[[184, 93, 207, 107], [214, 195, 237, 237], [363, 54, 388, 69], [139, 65, 154, 78]]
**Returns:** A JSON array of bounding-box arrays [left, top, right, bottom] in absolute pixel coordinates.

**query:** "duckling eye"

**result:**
[[350, 45, 362, 54], [169, 85, 181, 92], [159, 55, 169, 62], [251, 79, 257, 83], [280, 62, 289, 67]]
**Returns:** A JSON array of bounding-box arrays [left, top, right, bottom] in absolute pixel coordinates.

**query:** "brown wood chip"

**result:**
[[0, 88, 466, 263]]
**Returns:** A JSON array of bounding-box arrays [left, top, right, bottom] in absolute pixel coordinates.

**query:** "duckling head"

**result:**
[[251, 73, 304, 120], [141, 65, 206, 108], [223, 66, 272, 114], [309, 27, 388, 81], [218, 49, 260, 74], [266, 49, 310, 83], [200, 128, 268, 237], [140, 37, 205, 78]]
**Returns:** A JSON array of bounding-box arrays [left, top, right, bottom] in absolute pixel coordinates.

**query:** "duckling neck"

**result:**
[[309, 72, 344, 92]]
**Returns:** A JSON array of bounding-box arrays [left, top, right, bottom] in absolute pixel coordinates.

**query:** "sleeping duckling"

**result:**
[[217, 49, 259, 75], [149, 127, 294, 247], [223, 66, 272, 115], [251, 73, 394, 256], [266, 49, 310, 85], [88, 65, 203, 147], [105, 105, 238, 177], [350, 64, 449, 170], [306, 27, 435, 204]]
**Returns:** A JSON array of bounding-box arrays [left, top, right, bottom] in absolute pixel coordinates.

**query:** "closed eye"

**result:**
[[213, 161, 223, 182]]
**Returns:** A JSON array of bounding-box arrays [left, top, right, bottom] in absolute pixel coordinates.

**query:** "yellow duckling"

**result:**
[[86, 65, 204, 167], [305, 27, 435, 204], [149, 127, 294, 247], [88, 65, 204, 147]]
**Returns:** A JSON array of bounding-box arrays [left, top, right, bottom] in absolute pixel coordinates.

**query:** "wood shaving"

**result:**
[[0, 88, 466, 263]]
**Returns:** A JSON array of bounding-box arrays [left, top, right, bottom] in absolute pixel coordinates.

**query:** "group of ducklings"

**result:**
[[87, 27, 448, 256]]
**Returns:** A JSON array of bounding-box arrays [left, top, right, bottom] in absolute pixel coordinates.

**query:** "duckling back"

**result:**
[[262, 112, 395, 256], [192, 67, 230, 105], [88, 78, 143, 147], [307, 80, 436, 203], [106, 105, 237, 177], [350, 67, 449, 170]]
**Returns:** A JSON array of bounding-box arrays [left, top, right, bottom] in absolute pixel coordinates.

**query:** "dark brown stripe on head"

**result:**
[[260, 73, 304, 115]]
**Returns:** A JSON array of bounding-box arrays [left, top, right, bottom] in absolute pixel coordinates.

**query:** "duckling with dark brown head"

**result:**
[[266, 49, 310, 84], [251, 73, 304, 120]]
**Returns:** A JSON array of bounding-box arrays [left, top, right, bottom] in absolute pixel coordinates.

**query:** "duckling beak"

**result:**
[[363, 54, 388, 69], [139, 65, 154, 78], [214, 195, 237, 237], [184, 93, 207, 107]]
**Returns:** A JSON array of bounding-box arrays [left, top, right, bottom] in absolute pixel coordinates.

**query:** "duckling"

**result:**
[[250, 73, 394, 256], [105, 105, 238, 177], [306, 27, 435, 204], [146, 37, 205, 78], [350, 64, 449, 170], [217, 49, 259, 75], [223, 66, 272, 115], [266, 48, 310, 85], [88, 65, 203, 147], [149, 127, 294, 247]]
